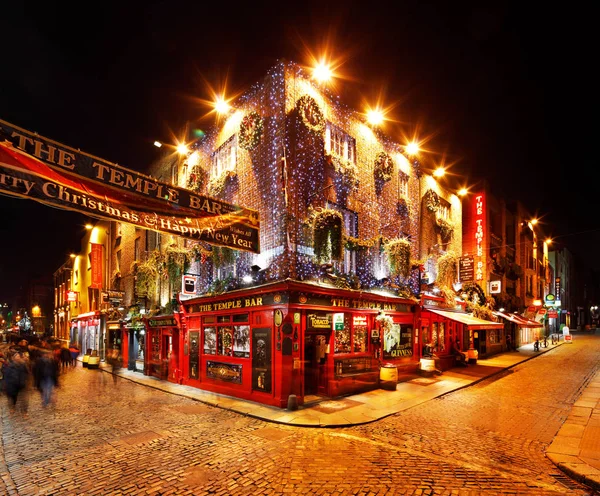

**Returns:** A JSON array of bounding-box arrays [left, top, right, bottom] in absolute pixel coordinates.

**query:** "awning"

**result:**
[[425, 308, 503, 330], [494, 311, 543, 328]]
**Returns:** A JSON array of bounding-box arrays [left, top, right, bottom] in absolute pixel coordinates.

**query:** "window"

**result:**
[[398, 171, 409, 198], [211, 135, 237, 178], [438, 201, 450, 221], [171, 162, 179, 186], [204, 315, 250, 358], [383, 323, 414, 359], [134, 237, 141, 262], [330, 206, 358, 274], [325, 122, 356, 163], [146, 230, 160, 252]]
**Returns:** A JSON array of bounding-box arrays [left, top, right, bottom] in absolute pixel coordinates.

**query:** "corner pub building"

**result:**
[[139, 59, 474, 408], [179, 280, 417, 408]]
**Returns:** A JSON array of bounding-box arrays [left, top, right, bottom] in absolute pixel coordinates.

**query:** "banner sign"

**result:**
[[0, 120, 260, 253], [90, 243, 103, 289]]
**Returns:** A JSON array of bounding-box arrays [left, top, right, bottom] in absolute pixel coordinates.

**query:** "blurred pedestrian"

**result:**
[[69, 343, 80, 367], [33, 350, 59, 407], [4, 352, 30, 416], [506, 333, 512, 351], [107, 348, 122, 385], [59, 346, 72, 370]]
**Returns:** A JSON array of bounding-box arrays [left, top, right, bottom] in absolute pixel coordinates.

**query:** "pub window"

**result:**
[[211, 135, 237, 178], [204, 327, 217, 355], [203, 316, 216, 324], [233, 325, 250, 357], [353, 318, 368, 353], [218, 326, 234, 356], [233, 313, 249, 323], [325, 122, 356, 163], [217, 315, 231, 323], [383, 323, 401, 359], [331, 206, 357, 274], [398, 171, 409, 198], [334, 314, 351, 354]]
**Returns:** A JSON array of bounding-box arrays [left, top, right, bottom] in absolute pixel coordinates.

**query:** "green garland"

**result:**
[[187, 165, 207, 193], [165, 244, 195, 287], [313, 208, 343, 261], [424, 189, 440, 213], [344, 234, 374, 251], [296, 95, 325, 134], [210, 246, 238, 269], [384, 238, 412, 278], [238, 111, 264, 150], [325, 153, 359, 189], [374, 152, 394, 182]]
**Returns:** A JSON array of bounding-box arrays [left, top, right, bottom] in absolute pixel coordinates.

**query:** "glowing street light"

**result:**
[[153, 141, 163, 148], [458, 188, 468, 197], [531, 218, 538, 225], [313, 62, 332, 83], [214, 98, 230, 114], [405, 142, 419, 155], [433, 167, 445, 178], [176, 143, 189, 155], [367, 109, 384, 126]]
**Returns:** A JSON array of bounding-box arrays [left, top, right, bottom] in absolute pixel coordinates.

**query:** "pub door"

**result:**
[[303, 332, 329, 397]]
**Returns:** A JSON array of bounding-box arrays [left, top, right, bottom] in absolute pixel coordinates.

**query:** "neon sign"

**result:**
[[474, 194, 485, 281]]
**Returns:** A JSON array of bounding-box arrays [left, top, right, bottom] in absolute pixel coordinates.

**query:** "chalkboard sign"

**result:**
[[459, 256, 474, 282]]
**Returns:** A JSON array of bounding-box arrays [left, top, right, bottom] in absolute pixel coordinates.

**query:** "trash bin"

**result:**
[[380, 363, 398, 390], [87, 350, 100, 369]]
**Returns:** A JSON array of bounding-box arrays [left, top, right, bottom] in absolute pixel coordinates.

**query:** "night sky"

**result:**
[[0, 3, 597, 302]]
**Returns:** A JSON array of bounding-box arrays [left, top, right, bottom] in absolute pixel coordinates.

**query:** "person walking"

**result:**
[[33, 350, 59, 407], [108, 348, 122, 385], [4, 351, 30, 416]]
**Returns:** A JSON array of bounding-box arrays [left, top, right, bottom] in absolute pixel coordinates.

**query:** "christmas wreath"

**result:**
[[238, 111, 264, 150], [374, 152, 394, 182], [187, 165, 206, 193], [424, 189, 440, 213], [313, 208, 343, 261], [296, 95, 325, 134]]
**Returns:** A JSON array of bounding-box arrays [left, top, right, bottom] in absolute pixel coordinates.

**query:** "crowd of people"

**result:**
[[0, 338, 80, 415]]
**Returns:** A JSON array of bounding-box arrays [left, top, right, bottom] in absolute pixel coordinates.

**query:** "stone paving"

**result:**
[[0, 335, 598, 495]]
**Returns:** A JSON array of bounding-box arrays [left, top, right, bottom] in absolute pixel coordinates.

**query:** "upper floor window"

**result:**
[[211, 135, 237, 178], [398, 171, 409, 198], [325, 123, 356, 163], [438, 201, 450, 221]]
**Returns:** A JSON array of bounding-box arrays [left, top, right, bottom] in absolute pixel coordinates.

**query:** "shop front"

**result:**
[[419, 296, 503, 368], [71, 311, 105, 359], [179, 280, 418, 408], [494, 310, 542, 347], [143, 315, 182, 383]]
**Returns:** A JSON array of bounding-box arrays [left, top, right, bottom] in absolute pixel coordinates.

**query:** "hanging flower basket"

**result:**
[[325, 153, 359, 189], [374, 152, 394, 182], [384, 238, 412, 278], [238, 111, 264, 150], [376, 313, 394, 333], [296, 95, 325, 134], [436, 251, 458, 288], [187, 165, 207, 192], [207, 170, 237, 197], [424, 189, 440, 213], [435, 216, 454, 241], [313, 208, 343, 261]]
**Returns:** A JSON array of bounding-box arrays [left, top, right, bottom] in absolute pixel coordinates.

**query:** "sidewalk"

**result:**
[[100, 338, 600, 491], [102, 343, 552, 428]]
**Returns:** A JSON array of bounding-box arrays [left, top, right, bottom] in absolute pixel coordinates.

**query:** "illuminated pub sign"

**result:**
[[474, 193, 485, 281], [463, 192, 486, 284], [66, 290, 78, 302]]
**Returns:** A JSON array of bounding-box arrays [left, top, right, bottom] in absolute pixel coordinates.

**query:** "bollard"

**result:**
[[287, 394, 298, 411]]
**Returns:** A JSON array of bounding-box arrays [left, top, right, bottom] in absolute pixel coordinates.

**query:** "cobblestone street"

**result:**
[[1, 337, 598, 495]]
